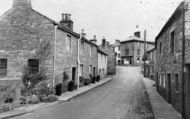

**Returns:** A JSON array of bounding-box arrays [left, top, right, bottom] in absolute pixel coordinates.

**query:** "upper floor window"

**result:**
[[67, 35, 71, 51], [0, 59, 7, 76], [159, 42, 162, 54], [90, 45, 92, 56], [81, 41, 84, 53], [170, 31, 175, 53], [118, 47, 120, 51], [137, 49, 140, 55], [28, 59, 39, 74], [125, 48, 129, 55]]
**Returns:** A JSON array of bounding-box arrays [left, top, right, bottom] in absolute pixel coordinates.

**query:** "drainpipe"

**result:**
[[53, 25, 58, 90], [77, 33, 82, 89], [182, 2, 186, 119]]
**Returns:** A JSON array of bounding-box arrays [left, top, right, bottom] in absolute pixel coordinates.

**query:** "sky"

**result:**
[[0, 0, 183, 44]]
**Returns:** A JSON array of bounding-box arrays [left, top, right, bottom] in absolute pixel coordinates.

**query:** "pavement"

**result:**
[[143, 77, 182, 119], [10, 66, 154, 119], [0, 76, 112, 119]]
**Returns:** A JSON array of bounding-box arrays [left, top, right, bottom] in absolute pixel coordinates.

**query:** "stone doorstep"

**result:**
[[0, 77, 113, 119], [142, 78, 182, 119]]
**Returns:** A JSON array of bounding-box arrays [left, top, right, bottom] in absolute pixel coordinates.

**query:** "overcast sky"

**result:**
[[0, 0, 183, 44]]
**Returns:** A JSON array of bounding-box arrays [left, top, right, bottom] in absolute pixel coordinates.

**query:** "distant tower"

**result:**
[[60, 13, 74, 30], [13, 0, 32, 8]]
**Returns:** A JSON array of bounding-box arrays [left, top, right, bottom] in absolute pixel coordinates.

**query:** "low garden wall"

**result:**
[[0, 79, 22, 112]]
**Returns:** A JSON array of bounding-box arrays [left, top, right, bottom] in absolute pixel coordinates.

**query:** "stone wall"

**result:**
[[0, 7, 55, 85], [156, 4, 184, 113]]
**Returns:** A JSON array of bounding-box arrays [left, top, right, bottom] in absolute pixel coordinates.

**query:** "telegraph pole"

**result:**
[[144, 30, 147, 77]]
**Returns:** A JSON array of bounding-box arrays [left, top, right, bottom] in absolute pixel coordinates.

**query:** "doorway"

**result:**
[[185, 64, 190, 118], [167, 73, 172, 103], [72, 67, 76, 82]]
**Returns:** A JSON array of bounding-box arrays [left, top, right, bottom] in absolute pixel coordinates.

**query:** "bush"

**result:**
[[34, 81, 52, 96], [91, 76, 96, 84], [20, 96, 29, 104], [96, 75, 100, 82], [68, 81, 75, 91], [45, 94, 58, 102], [29, 95, 39, 104], [84, 78, 91, 86], [79, 76, 85, 86], [55, 83, 62, 96]]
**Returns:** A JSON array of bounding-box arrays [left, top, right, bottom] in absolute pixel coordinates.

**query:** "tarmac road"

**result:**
[[11, 66, 154, 119]]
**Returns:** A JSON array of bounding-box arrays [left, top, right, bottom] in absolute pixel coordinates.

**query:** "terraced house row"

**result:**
[[154, 0, 190, 118], [0, 0, 116, 104]]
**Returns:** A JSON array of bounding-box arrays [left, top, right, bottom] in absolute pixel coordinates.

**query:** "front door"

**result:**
[[167, 73, 172, 103], [72, 67, 76, 82]]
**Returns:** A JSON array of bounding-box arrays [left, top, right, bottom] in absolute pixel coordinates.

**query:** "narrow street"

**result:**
[[12, 67, 154, 119]]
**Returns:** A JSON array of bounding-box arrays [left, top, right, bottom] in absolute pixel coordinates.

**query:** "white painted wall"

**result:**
[[98, 52, 107, 79]]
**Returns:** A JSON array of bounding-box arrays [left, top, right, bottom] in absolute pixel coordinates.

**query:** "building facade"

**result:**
[[99, 38, 116, 75], [145, 48, 156, 79], [155, 1, 190, 118], [120, 32, 154, 66], [98, 49, 107, 79], [111, 40, 121, 65], [0, 0, 99, 97]]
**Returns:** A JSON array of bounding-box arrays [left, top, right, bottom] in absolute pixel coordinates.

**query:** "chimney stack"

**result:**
[[134, 31, 141, 38], [102, 36, 106, 48], [60, 13, 73, 30], [13, 0, 32, 8], [90, 35, 97, 44]]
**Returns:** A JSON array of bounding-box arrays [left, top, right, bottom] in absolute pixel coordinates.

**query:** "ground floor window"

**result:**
[[0, 59, 7, 76], [28, 59, 39, 74]]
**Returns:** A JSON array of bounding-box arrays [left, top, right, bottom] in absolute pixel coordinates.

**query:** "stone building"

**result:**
[[99, 38, 116, 75], [111, 39, 121, 65], [155, 1, 190, 118], [0, 0, 99, 98], [145, 48, 156, 79], [98, 49, 107, 79], [120, 32, 154, 66]]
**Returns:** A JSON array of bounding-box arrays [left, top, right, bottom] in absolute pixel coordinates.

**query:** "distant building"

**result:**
[[98, 49, 107, 79], [155, 1, 190, 117], [120, 31, 154, 66], [111, 40, 121, 65], [145, 48, 156, 79], [99, 37, 116, 75]]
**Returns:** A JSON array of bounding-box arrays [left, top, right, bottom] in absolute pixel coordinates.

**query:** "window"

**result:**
[[0, 59, 7, 76], [118, 47, 120, 51], [67, 35, 71, 51], [89, 65, 92, 74], [118, 53, 121, 58], [80, 65, 83, 76], [90, 45, 92, 56], [170, 31, 175, 53], [175, 74, 179, 91], [159, 42, 162, 54], [137, 49, 140, 55], [28, 59, 39, 74], [125, 48, 129, 55], [102, 68, 104, 74], [81, 41, 84, 53], [99, 69, 101, 75]]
